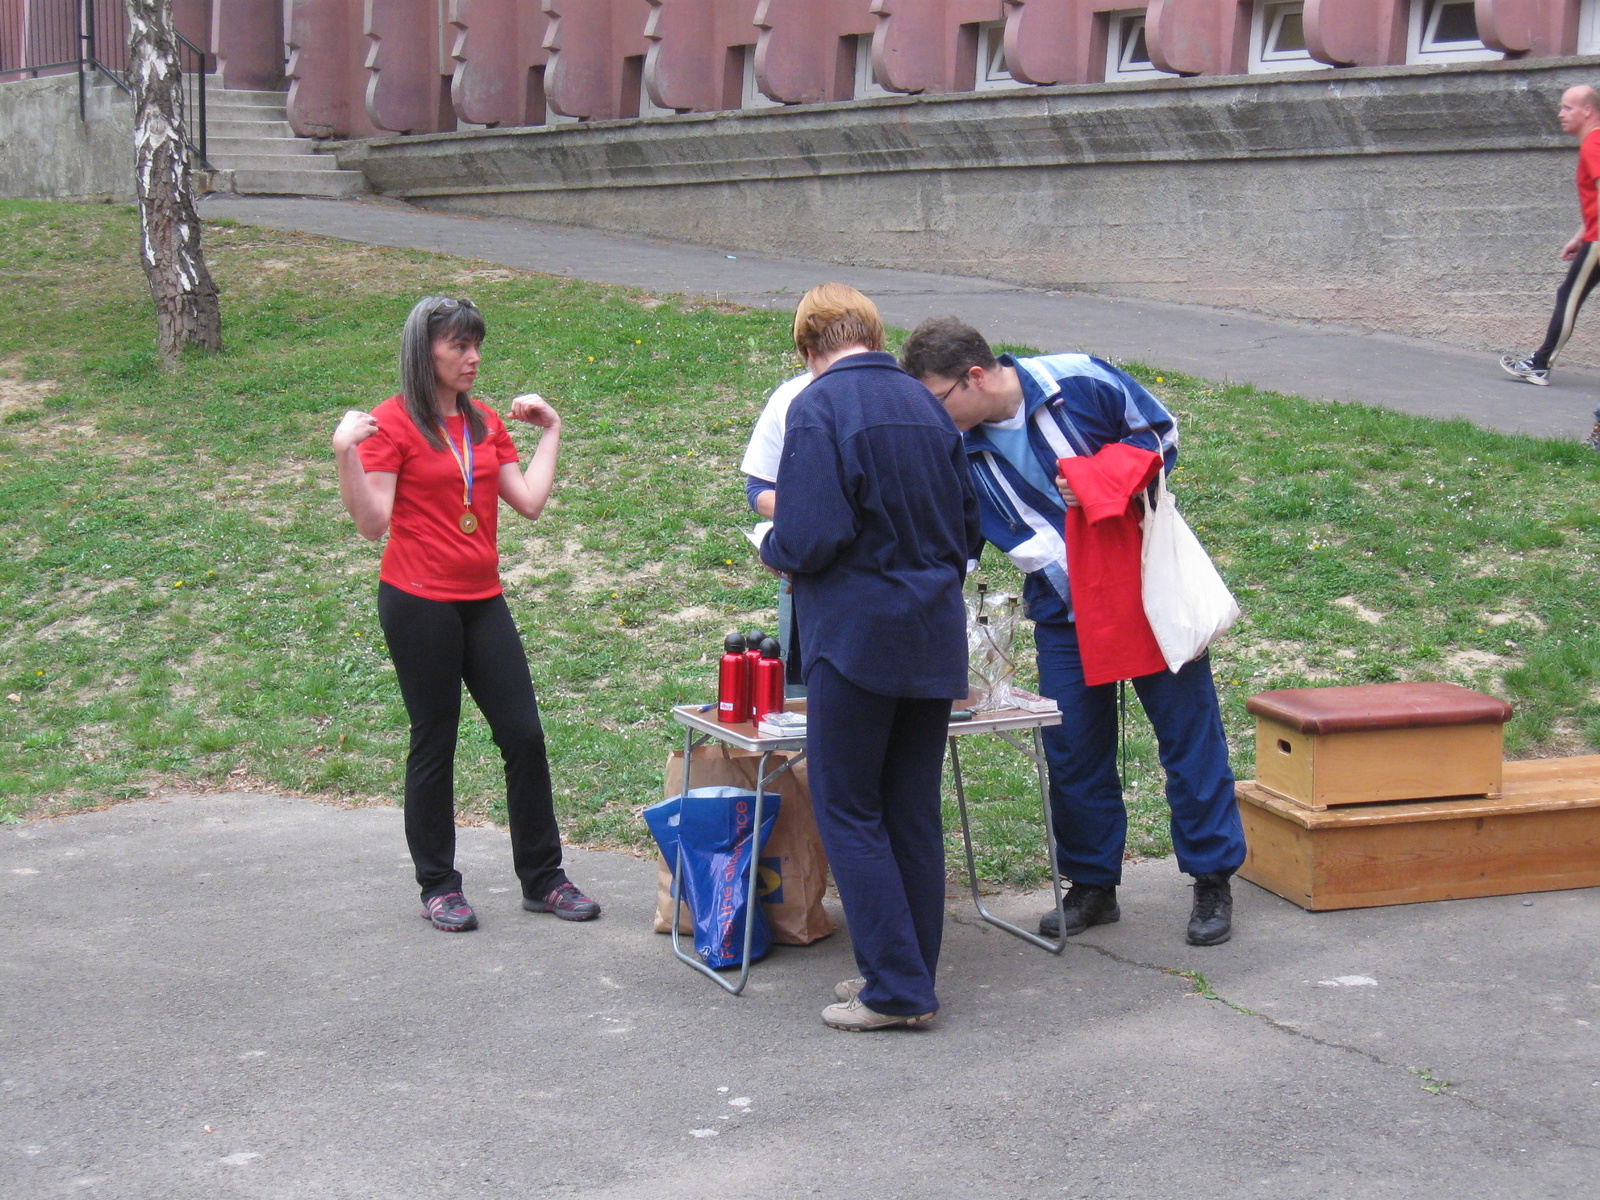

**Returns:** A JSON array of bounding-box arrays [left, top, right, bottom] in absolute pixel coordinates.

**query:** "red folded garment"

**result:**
[[1058, 444, 1167, 687]]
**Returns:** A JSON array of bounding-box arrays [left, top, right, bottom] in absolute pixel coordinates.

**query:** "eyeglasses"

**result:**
[[934, 375, 969, 404]]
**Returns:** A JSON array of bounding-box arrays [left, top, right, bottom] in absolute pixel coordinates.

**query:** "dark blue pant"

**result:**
[[804, 658, 950, 1017], [1034, 620, 1245, 887]]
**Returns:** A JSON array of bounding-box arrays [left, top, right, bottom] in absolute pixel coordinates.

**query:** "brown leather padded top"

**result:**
[[1246, 682, 1513, 735]]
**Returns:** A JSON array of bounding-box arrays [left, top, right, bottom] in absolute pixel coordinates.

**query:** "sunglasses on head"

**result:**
[[434, 297, 477, 313]]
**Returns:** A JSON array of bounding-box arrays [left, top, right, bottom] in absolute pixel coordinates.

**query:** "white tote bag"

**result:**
[[1140, 470, 1240, 673]]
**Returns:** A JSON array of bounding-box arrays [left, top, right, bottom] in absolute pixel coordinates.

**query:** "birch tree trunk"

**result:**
[[127, 0, 222, 362]]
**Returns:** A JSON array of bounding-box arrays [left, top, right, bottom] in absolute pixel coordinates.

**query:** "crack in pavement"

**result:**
[[1057, 936, 1600, 1153]]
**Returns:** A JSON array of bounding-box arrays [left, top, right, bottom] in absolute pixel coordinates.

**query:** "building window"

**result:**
[[1581, 0, 1600, 54], [1407, 0, 1502, 63], [1249, 1, 1315, 73], [974, 21, 1025, 90], [741, 44, 785, 108], [639, 76, 677, 117], [852, 34, 895, 98], [1105, 11, 1170, 82]]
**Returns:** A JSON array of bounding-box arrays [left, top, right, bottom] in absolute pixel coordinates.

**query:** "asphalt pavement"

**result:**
[[200, 192, 1600, 442], [3, 792, 1595, 1198]]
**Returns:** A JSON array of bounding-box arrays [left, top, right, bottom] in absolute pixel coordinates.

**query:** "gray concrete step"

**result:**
[[208, 135, 328, 158], [210, 151, 345, 172], [217, 167, 367, 197], [206, 107, 289, 126], [208, 118, 296, 139], [206, 98, 288, 118], [206, 87, 289, 105]]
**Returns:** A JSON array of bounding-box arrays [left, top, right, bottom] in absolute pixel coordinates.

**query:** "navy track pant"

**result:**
[[1034, 620, 1245, 888], [804, 658, 950, 1017]]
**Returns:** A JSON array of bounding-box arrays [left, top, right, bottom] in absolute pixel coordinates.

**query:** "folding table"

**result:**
[[666, 694, 1067, 995]]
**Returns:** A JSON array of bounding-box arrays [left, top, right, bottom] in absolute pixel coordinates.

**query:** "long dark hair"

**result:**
[[400, 296, 488, 450]]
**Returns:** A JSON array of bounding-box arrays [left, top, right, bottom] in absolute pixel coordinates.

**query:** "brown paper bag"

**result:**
[[653, 745, 835, 945]]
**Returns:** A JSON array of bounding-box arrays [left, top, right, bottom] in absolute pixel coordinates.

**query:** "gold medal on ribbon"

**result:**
[[440, 414, 478, 536]]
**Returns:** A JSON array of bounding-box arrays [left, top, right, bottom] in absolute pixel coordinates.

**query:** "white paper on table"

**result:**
[[744, 521, 772, 552]]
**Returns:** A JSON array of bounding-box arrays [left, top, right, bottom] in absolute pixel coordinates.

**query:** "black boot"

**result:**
[[1186, 871, 1233, 946], [1037, 882, 1120, 938]]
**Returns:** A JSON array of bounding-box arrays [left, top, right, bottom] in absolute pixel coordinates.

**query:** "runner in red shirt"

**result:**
[[1501, 85, 1600, 426], [332, 296, 600, 932]]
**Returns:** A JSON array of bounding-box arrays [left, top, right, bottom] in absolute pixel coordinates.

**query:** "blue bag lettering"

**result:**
[[643, 786, 782, 970]]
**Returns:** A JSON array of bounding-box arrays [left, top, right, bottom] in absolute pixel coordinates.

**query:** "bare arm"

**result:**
[[1563, 229, 1586, 260], [499, 393, 562, 521], [755, 489, 775, 520], [332, 409, 396, 541]]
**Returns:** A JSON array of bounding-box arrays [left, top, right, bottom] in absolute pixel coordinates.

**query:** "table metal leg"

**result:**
[[951, 734, 1068, 954]]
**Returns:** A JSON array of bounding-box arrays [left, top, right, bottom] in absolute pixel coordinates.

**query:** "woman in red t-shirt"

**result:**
[[331, 295, 599, 932]]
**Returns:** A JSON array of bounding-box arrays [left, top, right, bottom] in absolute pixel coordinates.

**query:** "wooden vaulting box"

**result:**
[[1246, 682, 1513, 810], [1236, 761, 1600, 911]]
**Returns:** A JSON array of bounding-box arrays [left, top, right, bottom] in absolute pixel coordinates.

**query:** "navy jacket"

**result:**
[[761, 352, 982, 699]]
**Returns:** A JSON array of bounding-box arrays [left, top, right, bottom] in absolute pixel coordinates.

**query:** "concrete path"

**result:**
[[201, 193, 1600, 442], [4, 792, 1596, 1199]]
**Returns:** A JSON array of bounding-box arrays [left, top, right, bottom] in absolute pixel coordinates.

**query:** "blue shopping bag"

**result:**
[[644, 786, 781, 970]]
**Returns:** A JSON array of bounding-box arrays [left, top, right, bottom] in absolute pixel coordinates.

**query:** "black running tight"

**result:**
[[377, 582, 568, 901]]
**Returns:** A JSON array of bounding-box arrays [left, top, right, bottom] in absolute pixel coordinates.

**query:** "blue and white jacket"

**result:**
[[966, 354, 1178, 626]]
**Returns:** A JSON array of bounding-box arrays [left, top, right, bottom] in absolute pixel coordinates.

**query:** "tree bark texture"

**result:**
[[127, 0, 222, 362]]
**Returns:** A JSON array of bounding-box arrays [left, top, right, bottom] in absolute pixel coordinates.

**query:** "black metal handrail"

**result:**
[[0, 0, 209, 168]]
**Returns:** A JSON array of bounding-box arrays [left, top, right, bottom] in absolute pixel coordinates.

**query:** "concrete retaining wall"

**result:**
[[0, 74, 134, 202], [338, 57, 1600, 367]]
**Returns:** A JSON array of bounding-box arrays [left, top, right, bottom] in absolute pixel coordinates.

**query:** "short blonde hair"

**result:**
[[793, 283, 884, 358]]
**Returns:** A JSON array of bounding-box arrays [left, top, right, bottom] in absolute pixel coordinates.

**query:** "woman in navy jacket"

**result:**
[[761, 284, 981, 1031]]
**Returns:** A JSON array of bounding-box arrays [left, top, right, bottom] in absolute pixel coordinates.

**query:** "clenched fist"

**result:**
[[508, 393, 560, 429], [333, 409, 379, 453]]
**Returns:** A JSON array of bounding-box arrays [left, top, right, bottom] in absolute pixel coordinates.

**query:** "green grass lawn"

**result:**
[[4, 198, 1600, 890]]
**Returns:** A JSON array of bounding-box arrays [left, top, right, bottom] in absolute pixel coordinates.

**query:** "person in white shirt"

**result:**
[[741, 371, 813, 693], [740, 370, 812, 518]]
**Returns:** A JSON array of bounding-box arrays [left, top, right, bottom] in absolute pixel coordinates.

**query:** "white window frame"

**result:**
[[639, 73, 678, 118], [1581, 0, 1600, 54], [1406, 0, 1502, 64], [1105, 11, 1170, 82], [974, 20, 1026, 90], [741, 44, 785, 108], [853, 33, 895, 99], [1249, 1, 1315, 73]]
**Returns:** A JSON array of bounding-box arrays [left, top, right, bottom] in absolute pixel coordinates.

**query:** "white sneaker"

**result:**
[[833, 976, 865, 1002], [1500, 353, 1550, 386], [821, 995, 935, 1031]]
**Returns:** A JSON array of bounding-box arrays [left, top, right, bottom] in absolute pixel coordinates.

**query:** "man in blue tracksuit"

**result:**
[[901, 316, 1246, 947]]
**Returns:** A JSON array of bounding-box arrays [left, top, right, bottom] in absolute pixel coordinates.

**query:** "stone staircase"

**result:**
[[203, 88, 366, 198]]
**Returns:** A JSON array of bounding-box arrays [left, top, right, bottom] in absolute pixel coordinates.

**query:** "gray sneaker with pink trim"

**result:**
[[522, 881, 601, 921], [421, 892, 478, 932]]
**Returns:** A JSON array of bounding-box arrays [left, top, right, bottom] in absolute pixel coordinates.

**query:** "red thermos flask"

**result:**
[[718, 633, 747, 724], [755, 637, 786, 723], [743, 629, 766, 721]]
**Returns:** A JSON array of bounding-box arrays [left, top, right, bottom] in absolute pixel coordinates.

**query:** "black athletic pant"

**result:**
[[1533, 240, 1600, 369], [377, 582, 568, 902]]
